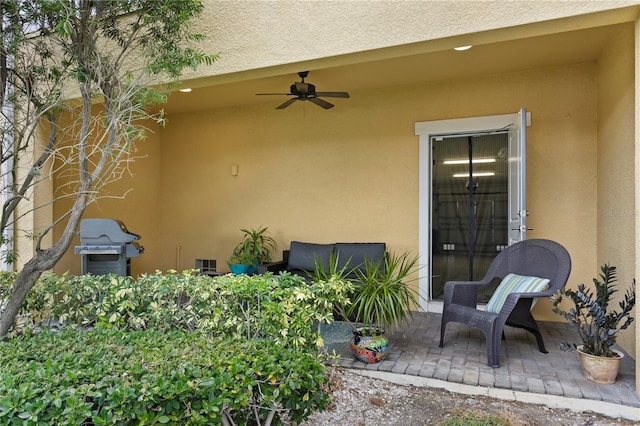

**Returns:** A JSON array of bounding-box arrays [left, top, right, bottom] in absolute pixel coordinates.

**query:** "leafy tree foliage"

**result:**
[[0, 0, 216, 336]]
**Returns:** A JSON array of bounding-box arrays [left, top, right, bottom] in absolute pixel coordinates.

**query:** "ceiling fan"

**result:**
[[257, 71, 350, 109]]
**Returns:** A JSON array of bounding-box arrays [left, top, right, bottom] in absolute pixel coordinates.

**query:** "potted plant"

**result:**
[[232, 227, 278, 274], [226, 251, 257, 275], [314, 251, 420, 364], [551, 264, 635, 383]]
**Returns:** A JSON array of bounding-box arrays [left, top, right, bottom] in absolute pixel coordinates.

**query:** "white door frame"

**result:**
[[415, 112, 530, 313]]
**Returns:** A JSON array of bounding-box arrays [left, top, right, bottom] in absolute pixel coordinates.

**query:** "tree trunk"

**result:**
[[0, 258, 44, 336], [0, 194, 87, 337]]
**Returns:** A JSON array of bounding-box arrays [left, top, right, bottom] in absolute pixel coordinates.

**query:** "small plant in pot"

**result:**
[[551, 264, 635, 383], [226, 251, 257, 275], [328, 251, 420, 364], [229, 226, 277, 274]]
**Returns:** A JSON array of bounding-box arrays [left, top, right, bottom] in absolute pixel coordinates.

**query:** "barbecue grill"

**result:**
[[74, 218, 144, 276]]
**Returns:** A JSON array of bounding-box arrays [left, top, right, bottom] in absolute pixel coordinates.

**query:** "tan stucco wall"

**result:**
[[51, 118, 164, 276], [55, 62, 598, 316], [636, 13, 640, 383], [599, 24, 636, 357], [13, 123, 54, 266]]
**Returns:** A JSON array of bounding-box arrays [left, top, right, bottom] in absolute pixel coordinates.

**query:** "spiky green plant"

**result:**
[[310, 250, 421, 334], [347, 251, 420, 333], [310, 250, 354, 282], [551, 264, 635, 357], [233, 226, 278, 265]]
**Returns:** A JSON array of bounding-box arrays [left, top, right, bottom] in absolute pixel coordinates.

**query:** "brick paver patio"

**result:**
[[324, 312, 640, 408]]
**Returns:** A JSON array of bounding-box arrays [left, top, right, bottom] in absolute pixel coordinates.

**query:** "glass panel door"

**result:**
[[431, 133, 509, 301]]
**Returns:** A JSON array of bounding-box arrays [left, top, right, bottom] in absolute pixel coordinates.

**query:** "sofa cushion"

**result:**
[[335, 243, 386, 277], [287, 241, 334, 273]]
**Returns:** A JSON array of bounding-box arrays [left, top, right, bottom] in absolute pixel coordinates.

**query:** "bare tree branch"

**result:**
[[0, 0, 217, 336]]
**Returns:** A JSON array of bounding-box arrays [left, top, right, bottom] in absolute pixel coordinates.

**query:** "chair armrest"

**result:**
[[499, 290, 553, 316], [443, 280, 494, 308]]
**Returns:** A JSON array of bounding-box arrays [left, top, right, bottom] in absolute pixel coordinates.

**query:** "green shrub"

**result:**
[[0, 328, 329, 425], [20, 270, 352, 351], [0, 272, 14, 301], [0, 271, 352, 424]]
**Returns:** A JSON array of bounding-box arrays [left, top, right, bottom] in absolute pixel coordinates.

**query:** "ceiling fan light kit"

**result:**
[[257, 71, 350, 109]]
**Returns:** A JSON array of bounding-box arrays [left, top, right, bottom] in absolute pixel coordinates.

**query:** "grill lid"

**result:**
[[78, 218, 140, 245]]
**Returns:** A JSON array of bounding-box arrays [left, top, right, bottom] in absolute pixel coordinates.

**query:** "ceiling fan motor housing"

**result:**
[[292, 82, 314, 96]]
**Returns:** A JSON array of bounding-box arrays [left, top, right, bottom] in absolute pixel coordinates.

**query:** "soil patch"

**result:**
[[300, 369, 637, 426]]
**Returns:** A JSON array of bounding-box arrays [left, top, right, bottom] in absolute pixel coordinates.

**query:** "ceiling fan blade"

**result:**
[[256, 93, 293, 96], [309, 97, 334, 109], [314, 91, 349, 98], [276, 98, 298, 109]]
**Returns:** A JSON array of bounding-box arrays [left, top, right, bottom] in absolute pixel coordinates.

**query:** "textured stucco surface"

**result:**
[[184, 0, 640, 81]]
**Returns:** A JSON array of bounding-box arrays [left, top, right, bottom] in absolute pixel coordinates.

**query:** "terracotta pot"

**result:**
[[350, 327, 389, 364], [577, 345, 623, 384]]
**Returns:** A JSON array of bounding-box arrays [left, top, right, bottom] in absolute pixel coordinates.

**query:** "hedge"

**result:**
[[0, 328, 330, 425], [0, 271, 353, 425], [19, 270, 352, 350]]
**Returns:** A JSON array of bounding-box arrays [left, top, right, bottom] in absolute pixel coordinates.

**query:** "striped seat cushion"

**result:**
[[486, 273, 550, 314]]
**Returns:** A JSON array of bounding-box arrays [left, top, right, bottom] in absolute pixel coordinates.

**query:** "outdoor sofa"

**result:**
[[266, 241, 386, 281]]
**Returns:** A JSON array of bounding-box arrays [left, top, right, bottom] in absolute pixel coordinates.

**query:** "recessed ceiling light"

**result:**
[[179, 88, 192, 93], [454, 45, 472, 51], [453, 172, 495, 178], [444, 158, 495, 165]]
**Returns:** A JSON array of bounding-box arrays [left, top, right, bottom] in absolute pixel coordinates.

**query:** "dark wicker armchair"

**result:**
[[438, 239, 572, 367]]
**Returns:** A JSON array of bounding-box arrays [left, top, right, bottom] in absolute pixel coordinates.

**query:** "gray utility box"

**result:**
[[74, 219, 144, 276]]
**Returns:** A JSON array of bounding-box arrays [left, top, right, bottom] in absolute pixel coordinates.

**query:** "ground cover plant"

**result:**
[[0, 271, 352, 425], [0, 329, 328, 425]]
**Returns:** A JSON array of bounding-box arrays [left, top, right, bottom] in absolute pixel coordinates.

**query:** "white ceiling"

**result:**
[[162, 24, 621, 115]]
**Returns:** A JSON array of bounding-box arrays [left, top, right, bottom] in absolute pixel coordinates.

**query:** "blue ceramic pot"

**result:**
[[229, 264, 250, 275]]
